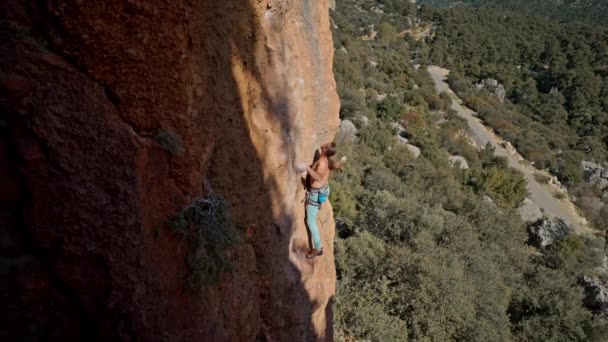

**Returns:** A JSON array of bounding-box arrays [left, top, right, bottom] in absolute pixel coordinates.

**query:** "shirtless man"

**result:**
[[298, 142, 345, 259]]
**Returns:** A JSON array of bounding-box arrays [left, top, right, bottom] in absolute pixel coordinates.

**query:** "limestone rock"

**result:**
[[338, 119, 357, 143], [476, 78, 506, 102], [518, 198, 543, 223], [405, 144, 421, 159], [448, 155, 469, 169], [396, 135, 410, 144], [583, 161, 608, 191], [483, 195, 496, 206], [528, 218, 570, 249], [580, 276, 608, 314], [393, 124, 411, 145]]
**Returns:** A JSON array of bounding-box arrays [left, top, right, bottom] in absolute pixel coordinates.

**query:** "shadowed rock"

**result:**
[[528, 218, 570, 249]]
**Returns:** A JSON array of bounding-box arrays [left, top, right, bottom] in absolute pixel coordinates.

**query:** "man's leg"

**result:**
[[306, 193, 322, 251]]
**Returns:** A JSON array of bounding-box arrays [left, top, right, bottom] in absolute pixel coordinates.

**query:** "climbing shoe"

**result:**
[[306, 249, 324, 259]]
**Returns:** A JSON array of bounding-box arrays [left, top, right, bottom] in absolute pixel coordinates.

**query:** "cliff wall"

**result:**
[[0, 0, 339, 340]]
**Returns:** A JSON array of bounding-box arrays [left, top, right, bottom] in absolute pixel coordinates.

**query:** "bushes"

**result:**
[[330, 3, 607, 341], [168, 193, 238, 291], [335, 232, 409, 341], [427, 4, 608, 230], [383, 143, 416, 177], [555, 150, 585, 185], [358, 120, 394, 152], [473, 167, 528, 208], [508, 236, 604, 342], [439, 91, 453, 107], [422, 92, 445, 111], [375, 95, 403, 121]]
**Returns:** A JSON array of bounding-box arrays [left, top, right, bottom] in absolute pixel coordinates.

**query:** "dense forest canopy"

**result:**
[[330, 1, 608, 341], [417, 0, 608, 25], [422, 6, 608, 228]]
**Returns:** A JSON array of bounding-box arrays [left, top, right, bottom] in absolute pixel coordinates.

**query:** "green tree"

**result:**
[[475, 167, 527, 208], [375, 95, 404, 121]]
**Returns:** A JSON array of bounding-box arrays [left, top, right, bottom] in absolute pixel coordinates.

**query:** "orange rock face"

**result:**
[[0, 0, 339, 340]]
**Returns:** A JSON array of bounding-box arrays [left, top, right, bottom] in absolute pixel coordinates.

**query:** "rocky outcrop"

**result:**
[[580, 276, 608, 314], [397, 134, 410, 144], [1, 0, 339, 341], [337, 119, 357, 143], [583, 161, 608, 194], [528, 218, 570, 249], [476, 78, 506, 102], [405, 144, 421, 159], [448, 155, 469, 170], [393, 123, 411, 145], [518, 198, 543, 223]]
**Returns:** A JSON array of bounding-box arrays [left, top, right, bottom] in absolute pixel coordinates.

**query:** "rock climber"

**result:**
[[297, 142, 346, 259]]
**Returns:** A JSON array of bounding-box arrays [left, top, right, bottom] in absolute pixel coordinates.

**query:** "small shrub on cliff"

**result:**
[[155, 129, 185, 156], [168, 192, 238, 291]]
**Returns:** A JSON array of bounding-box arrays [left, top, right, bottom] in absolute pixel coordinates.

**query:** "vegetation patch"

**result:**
[[330, 1, 607, 340], [168, 193, 238, 292], [155, 129, 185, 156]]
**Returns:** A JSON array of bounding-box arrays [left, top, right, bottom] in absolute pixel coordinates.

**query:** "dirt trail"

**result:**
[[427, 66, 591, 235]]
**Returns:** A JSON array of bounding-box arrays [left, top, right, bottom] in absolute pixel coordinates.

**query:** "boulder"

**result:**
[[528, 218, 570, 249], [517, 198, 543, 223], [337, 119, 357, 143], [582, 161, 608, 191], [483, 195, 496, 207], [448, 155, 469, 170], [495, 84, 506, 102], [391, 122, 405, 131], [580, 276, 608, 314], [393, 124, 411, 145], [485, 78, 499, 87], [405, 144, 421, 159], [396, 135, 409, 144], [355, 115, 369, 126], [500, 141, 517, 156], [476, 78, 506, 102]]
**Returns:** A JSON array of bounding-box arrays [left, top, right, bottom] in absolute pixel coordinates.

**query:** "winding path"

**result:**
[[427, 66, 590, 234]]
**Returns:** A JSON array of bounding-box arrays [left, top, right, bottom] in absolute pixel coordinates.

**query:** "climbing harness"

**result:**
[[306, 184, 330, 207]]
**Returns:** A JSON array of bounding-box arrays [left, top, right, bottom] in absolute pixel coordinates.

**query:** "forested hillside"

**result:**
[[418, 0, 608, 25], [330, 1, 608, 340], [423, 6, 608, 229]]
